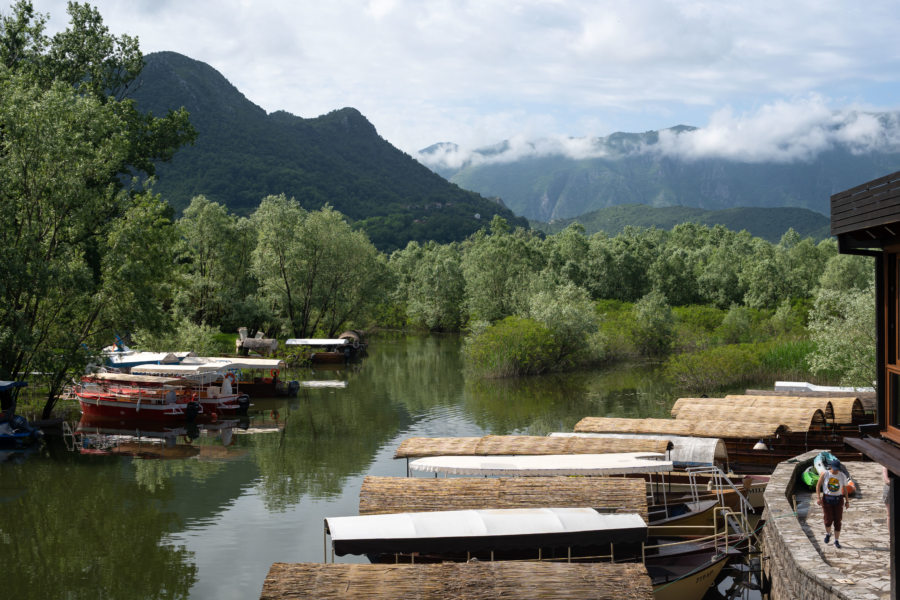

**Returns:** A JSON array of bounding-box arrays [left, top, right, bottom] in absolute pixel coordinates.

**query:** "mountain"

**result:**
[[419, 127, 900, 222], [128, 51, 527, 251], [532, 204, 831, 242]]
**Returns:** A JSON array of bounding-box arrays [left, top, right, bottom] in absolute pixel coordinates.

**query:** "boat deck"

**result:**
[[795, 461, 890, 598]]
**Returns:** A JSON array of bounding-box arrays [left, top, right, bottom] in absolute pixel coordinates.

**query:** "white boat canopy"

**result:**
[[408, 453, 672, 477], [549, 432, 728, 468], [84, 372, 185, 386], [131, 363, 224, 375], [325, 508, 647, 556], [104, 351, 180, 368], [285, 338, 349, 346], [180, 356, 286, 370]]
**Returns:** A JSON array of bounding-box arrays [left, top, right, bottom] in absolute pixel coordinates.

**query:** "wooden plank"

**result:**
[[831, 185, 900, 216], [831, 170, 900, 203], [844, 437, 900, 478], [832, 205, 900, 235]]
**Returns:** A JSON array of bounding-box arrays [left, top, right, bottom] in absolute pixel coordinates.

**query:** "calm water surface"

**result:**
[[2, 334, 709, 599]]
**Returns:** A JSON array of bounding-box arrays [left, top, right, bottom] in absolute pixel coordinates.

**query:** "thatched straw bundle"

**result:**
[[673, 405, 826, 432], [744, 388, 875, 413], [359, 476, 648, 520], [394, 435, 671, 459], [573, 417, 787, 439], [672, 396, 835, 420], [261, 561, 655, 600], [725, 394, 864, 424]]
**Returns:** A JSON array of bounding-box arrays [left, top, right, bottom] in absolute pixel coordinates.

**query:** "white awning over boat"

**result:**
[[285, 338, 349, 346], [104, 351, 180, 367], [325, 508, 647, 556], [84, 372, 185, 386], [408, 453, 672, 476], [549, 432, 727, 468], [180, 356, 285, 370], [131, 364, 224, 375]]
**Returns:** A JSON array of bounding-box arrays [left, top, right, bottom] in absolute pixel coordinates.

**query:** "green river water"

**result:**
[[1, 333, 748, 599]]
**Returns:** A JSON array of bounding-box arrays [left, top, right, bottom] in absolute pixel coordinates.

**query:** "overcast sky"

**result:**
[[34, 0, 900, 165]]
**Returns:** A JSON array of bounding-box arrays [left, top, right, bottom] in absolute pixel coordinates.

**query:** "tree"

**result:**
[[0, 1, 194, 416], [461, 216, 544, 322], [402, 242, 466, 331], [631, 290, 675, 357], [252, 197, 386, 337], [807, 284, 876, 387]]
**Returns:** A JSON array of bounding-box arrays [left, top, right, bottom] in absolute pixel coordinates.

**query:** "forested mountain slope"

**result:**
[[420, 128, 900, 222], [129, 52, 526, 251], [533, 204, 831, 242]]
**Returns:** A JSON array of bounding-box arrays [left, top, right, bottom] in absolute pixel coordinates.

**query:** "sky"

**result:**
[[32, 0, 900, 168]]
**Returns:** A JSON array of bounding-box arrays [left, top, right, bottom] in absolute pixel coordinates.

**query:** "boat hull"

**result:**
[[77, 392, 201, 422], [650, 550, 733, 600]]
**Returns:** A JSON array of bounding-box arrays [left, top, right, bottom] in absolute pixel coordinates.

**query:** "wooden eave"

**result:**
[[832, 170, 900, 247]]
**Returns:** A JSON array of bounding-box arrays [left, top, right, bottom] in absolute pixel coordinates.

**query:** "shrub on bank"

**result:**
[[463, 316, 560, 377]]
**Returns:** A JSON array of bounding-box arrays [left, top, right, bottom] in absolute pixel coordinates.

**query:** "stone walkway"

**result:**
[[795, 462, 891, 598]]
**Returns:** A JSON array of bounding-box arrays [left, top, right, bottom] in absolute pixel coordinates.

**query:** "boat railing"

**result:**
[[684, 465, 753, 523]]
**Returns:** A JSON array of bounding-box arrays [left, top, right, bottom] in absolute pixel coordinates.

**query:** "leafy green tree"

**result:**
[[175, 195, 264, 332], [0, 1, 193, 416], [461, 216, 544, 322], [807, 284, 876, 387], [631, 290, 675, 357], [526, 283, 601, 366], [401, 242, 466, 331], [252, 197, 386, 337], [818, 251, 873, 293]]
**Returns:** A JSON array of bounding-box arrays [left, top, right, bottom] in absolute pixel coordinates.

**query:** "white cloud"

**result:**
[[418, 98, 900, 170], [31, 0, 900, 155]]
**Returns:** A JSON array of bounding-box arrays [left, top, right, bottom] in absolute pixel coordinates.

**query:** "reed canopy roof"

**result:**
[[671, 395, 865, 424], [359, 476, 648, 520], [261, 562, 655, 600], [725, 395, 864, 424], [394, 435, 671, 459], [408, 453, 672, 476], [673, 405, 826, 432], [550, 432, 727, 468], [574, 417, 787, 439]]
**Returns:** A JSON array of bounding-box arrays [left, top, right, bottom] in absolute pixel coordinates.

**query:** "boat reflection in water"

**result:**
[[70, 415, 247, 460]]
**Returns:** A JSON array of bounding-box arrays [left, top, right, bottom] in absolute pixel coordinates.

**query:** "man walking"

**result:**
[[816, 458, 851, 549]]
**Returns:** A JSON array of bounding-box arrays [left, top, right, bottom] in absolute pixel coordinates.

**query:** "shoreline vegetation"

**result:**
[[1, 2, 875, 420]]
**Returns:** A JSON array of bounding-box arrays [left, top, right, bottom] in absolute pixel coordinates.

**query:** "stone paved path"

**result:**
[[795, 462, 891, 598]]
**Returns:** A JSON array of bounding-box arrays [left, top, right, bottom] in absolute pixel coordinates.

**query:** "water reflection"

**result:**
[[0, 447, 197, 599]]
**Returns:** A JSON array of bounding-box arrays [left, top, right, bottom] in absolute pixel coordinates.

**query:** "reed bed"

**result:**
[[673, 405, 826, 432], [394, 435, 671, 459], [358, 476, 648, 520], [261, 561, 654, 600], [726, 394, 864, 424], [573, 417, 787, 439]]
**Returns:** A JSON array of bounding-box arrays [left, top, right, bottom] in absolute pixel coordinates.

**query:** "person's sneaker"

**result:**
[[824, 533, 831, 544], [834, 540, 842, 549]]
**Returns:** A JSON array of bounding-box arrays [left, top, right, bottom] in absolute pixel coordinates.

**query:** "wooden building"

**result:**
[[831, 170, 900, 599]]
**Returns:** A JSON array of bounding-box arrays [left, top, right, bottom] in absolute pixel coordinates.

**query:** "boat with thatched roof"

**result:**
[[260, 561, 656, 600]]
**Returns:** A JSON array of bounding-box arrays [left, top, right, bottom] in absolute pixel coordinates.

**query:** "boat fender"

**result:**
[[225, 372, 237, 384]]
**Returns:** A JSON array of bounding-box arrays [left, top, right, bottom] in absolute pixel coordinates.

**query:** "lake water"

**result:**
[[1, 333, 733, 599]]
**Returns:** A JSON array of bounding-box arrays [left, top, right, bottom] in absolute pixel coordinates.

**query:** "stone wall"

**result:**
[[763, 450, 882, 600]]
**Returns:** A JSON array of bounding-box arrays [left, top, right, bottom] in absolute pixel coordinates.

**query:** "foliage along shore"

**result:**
[[0, 2, 874, 420]]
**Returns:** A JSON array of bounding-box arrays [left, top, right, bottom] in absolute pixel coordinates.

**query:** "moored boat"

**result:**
[[129, 364, 250, 415], [0, 380, 43, 448], [75, 372, 203, 422]]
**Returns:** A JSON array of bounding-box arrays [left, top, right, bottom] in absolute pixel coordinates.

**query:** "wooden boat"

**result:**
[[650, 550, 735, 600], [179, 356, 298, 398], [324, 507, 739, 599], [75, 372, 203, 422], [286, 331, 367, 364], [128, 364, 250, 416], [0, 380, 42, 448]]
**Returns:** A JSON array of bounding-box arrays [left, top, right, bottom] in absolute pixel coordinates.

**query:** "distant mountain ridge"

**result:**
[[419, 126, 900, 222], [128, 51, 527, 251], [532, 204, 831, 242]]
